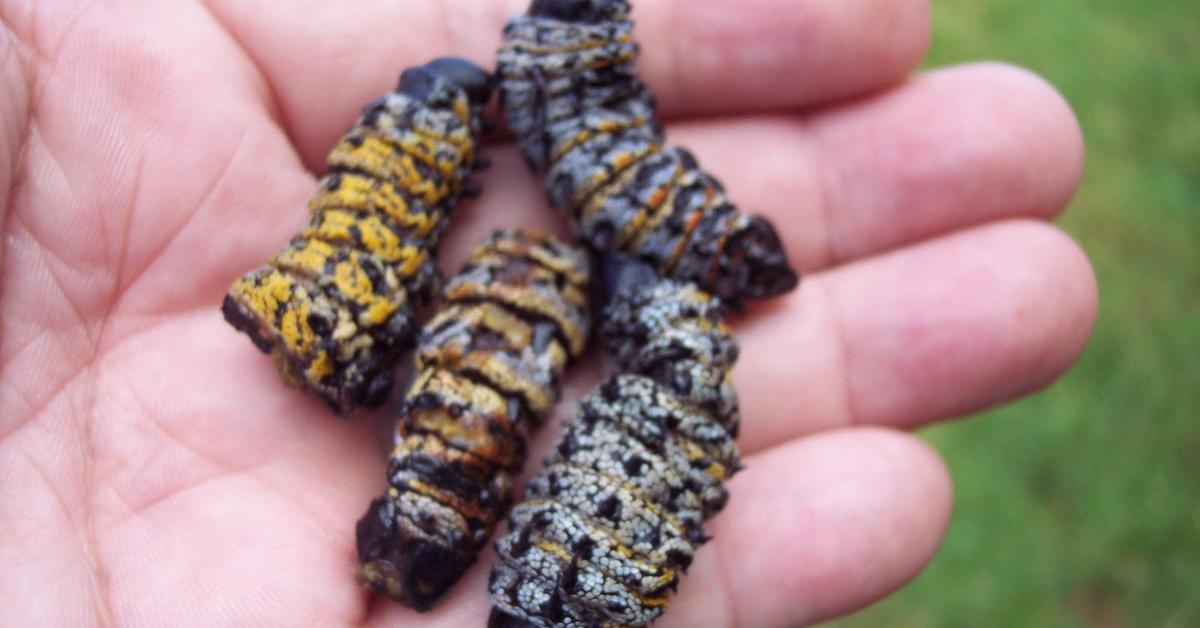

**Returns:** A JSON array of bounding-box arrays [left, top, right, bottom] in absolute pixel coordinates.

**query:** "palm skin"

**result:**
[[0, 0, 1096, 626]]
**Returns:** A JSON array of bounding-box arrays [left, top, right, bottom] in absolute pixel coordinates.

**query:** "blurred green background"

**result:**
[[826, 1, 1199, 626]]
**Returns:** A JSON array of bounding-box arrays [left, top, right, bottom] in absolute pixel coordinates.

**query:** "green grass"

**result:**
[[826, 1, 1200, 626]]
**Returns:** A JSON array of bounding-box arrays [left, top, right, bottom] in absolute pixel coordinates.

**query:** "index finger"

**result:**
[[204, 0, 930, 167]]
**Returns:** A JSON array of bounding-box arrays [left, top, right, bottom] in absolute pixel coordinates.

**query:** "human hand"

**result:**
[[0, 0, 1096, 625]]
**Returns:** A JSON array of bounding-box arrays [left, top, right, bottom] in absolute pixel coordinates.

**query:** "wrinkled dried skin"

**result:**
[[223, 59, 489, 415], [490, 272, 743, 628], [356, 230, 591, 611], [497, 0, 799, 304]]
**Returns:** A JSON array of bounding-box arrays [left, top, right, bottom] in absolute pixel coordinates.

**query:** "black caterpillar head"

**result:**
[[355, 497, 473, 611], [398, 56, 494, 107], [528, 0, 631, 23], [727, 216, 799, 300]]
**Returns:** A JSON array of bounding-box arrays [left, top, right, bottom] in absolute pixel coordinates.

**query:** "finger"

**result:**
[[631, 0, 931, 115], [203, 0, 931, 168], [659, 428, 953, 628], [666, 62, 1086, 271], [732, 220, 1098, 453], [431, 62, 1083, 284], [431, 63, 1084, 277], [366, 428, 952, 628]]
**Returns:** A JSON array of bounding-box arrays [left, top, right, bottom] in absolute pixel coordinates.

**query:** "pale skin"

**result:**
[[0, 0, 1097, 626]]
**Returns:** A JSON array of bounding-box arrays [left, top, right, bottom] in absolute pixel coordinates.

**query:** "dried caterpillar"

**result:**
[[489, 257, 741, 627], [497, 0, 799, 304], [356, 229, 591, 611], [222, 58, 493, 415]]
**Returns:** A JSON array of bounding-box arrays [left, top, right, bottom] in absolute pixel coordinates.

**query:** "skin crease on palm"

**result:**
[[0, 0, 1097, 626]]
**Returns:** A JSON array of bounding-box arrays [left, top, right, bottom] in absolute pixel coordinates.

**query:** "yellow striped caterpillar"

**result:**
[[356, 229, 591, 611], [222, 58, 492, 415]]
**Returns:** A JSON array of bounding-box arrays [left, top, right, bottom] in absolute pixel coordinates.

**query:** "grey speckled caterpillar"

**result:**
[[497, 0, 799, 305], [355, 230, 591, 611], [488, 256, 742, 627]]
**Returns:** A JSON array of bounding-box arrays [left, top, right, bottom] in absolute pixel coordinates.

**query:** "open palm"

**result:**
[[0, 0, 1096, 626]]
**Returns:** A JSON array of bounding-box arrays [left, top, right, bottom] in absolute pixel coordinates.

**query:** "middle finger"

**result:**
[[443, 62, 1083, 274]]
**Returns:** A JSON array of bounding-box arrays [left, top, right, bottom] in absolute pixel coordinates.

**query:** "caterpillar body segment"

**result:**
[[222, 57, 492, 415]]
